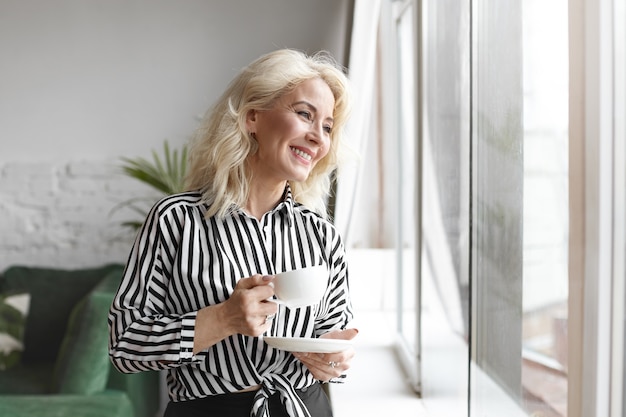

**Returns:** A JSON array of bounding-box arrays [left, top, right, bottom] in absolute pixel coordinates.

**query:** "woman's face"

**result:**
[[246, 77, 335, 185]]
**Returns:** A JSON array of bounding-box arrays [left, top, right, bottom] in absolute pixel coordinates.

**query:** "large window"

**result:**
[[374, 0, 626, 415], [385, 0, 569, 415]]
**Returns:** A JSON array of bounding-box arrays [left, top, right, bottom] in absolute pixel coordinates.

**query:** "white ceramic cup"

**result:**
[[272, 265, 328, 308]]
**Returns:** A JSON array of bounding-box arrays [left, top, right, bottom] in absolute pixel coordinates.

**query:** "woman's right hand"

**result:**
[[222, 274, 278, 336], [193, 274, 277, 354]]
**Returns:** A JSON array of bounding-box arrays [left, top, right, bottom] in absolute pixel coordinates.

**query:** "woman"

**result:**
[[108, 49, 357, 417]]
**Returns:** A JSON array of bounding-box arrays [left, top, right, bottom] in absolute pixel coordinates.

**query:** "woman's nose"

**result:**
[[306, 122, 324, 142]]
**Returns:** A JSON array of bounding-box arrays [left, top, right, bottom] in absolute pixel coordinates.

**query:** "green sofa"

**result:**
[[0, 264, 161, 417]]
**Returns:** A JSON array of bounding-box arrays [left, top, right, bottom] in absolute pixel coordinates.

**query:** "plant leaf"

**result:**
[[116, 139, 189, 230]]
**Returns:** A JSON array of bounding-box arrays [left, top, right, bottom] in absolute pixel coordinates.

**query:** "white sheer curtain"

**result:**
[[333, 0, 381, 244]]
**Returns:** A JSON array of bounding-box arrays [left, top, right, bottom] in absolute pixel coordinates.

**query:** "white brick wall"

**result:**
[[0, 159, 162, 272]]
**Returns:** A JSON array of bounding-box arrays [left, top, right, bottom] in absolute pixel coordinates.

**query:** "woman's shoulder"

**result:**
[[292, 203, 345, 254], [152, 191, 205, 216], [292, 202, 336, 230]]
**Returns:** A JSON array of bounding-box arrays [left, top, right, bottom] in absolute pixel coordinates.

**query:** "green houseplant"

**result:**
[[116, 140, 188, 230]]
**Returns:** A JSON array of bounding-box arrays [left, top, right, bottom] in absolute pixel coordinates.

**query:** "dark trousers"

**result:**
[[163, 382, 333, 417]]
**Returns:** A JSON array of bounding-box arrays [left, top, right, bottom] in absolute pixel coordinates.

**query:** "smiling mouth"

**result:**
[[290, 147, 312, 161]]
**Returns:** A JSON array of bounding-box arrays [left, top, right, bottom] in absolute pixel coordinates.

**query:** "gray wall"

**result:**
[[0, 0, 351, 160]]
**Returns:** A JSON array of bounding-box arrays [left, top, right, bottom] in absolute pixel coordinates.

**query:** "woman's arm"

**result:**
[[108, 198, 277, 372], [108, 197, 205, 372]]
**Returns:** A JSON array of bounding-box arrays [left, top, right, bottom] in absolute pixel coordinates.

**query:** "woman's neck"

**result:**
[[244, 180, 287, 221]]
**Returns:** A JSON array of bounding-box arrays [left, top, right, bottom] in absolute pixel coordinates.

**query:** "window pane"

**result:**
[[419, 0, 471, 414], [469, 0, 569, 416], [469, 0, 525, 414], [521, 0, 568, 415]]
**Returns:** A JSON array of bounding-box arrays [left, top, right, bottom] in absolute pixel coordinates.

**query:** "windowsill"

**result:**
[[329, 312, 546, 417], [329, 311, 428, 417], [327, 309, 469, 417], [330, 248, 460, 417]]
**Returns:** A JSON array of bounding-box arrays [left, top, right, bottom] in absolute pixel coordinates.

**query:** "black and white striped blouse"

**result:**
[[108, 186, 353, 417]]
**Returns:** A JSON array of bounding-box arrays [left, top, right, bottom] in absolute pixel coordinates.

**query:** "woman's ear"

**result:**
[[245, 109, 257, 132]]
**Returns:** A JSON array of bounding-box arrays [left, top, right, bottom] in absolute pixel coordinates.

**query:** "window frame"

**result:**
[[389, 0, 423, 394], [568, 0, 625, 415]]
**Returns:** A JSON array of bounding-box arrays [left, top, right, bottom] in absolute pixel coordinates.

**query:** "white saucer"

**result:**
[[267, 298, 316, 308], [263, 336, 352, 353]]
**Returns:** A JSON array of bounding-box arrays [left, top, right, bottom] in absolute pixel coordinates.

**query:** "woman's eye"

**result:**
[[298, 110, 312, 120], [323, 125, 333, 134]]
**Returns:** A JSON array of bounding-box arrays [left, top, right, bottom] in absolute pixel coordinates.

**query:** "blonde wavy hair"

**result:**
[[185, 48, 352, 219]]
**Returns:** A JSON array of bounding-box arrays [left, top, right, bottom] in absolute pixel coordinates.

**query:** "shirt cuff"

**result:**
[[180, 311, 198, 362]]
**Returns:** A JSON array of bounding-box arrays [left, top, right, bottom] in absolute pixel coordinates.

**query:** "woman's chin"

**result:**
[[286, 167, 313, 183]]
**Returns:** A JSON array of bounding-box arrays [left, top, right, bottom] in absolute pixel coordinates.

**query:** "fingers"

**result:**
[[241, 298, 278, 335], [290, 329, 358, 381], [222, 275, 277, 337], [292, 347, 355, 382], [236, 274, 274, 291], [232, 275, 276, 308], [292, 354, 345, 381], [311, 350, 354, 369], [319, 328, 359, 341], [263, 312, 277, 324]]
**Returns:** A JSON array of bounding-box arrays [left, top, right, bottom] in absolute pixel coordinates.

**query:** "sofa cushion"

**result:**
[[0, 264, 120, 362], [0, 391, 134, 417], [0, 292, 31, 370], [52, 268, 123, 395], [0, 362, 55, 394], [107, 369, 162, 417]]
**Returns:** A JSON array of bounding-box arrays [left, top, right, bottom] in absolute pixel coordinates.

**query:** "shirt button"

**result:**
[[300, 387, 308, 393]]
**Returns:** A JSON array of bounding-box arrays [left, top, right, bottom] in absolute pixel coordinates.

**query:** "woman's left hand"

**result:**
[[292, 328, 359, 382]]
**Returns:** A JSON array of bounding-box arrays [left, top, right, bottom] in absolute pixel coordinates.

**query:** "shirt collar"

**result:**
[[231, 183, 294, 227], [278, 183, 295, 227]]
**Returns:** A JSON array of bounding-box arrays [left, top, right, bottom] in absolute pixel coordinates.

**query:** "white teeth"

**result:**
[[291, 147, 312, 161]]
